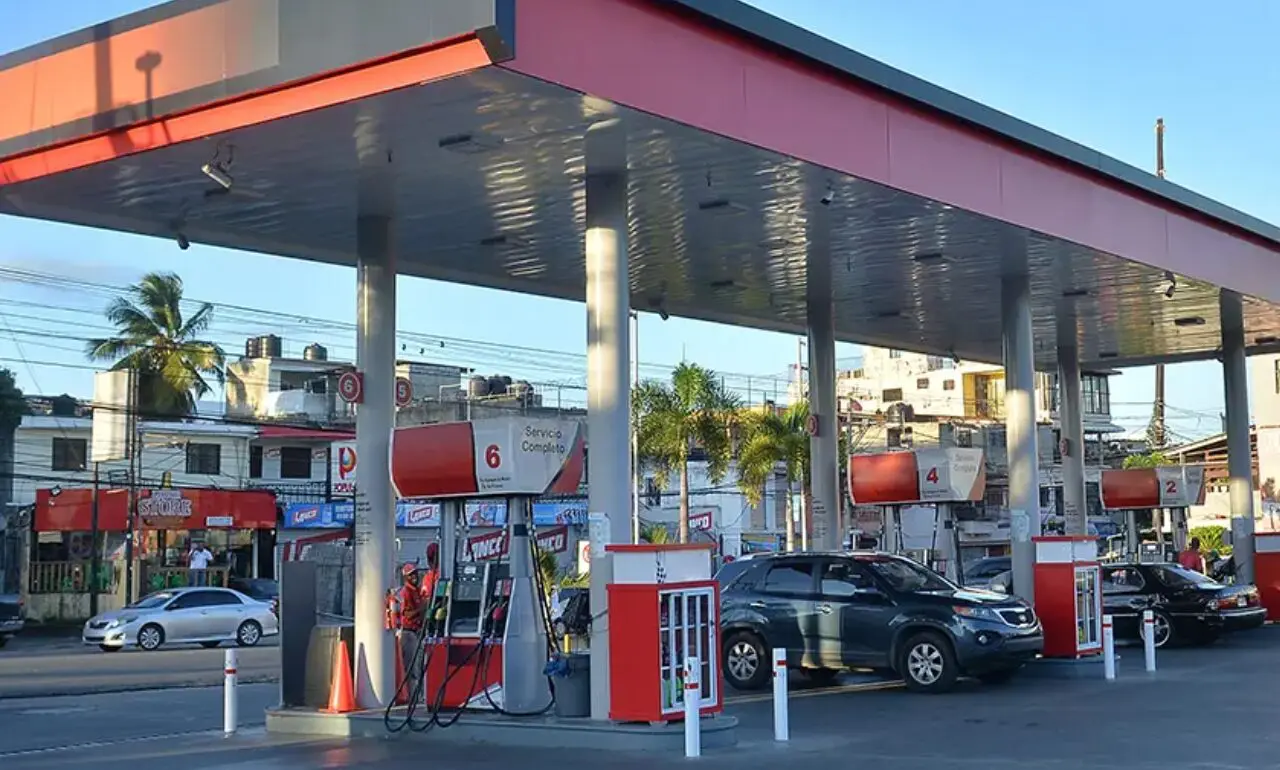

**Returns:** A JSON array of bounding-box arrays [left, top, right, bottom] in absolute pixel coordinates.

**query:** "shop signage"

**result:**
[[690, 510, 714, 531], [138, 489, 193, 518], [332, 441, 357, 495], [463, 525, 570, 561], [206, 516, 234, 528], [282, 498, 589, 529]]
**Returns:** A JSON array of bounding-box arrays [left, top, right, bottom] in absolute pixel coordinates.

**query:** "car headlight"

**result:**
[[954, 605, 1002, 623], [109, 615, 139, 628]]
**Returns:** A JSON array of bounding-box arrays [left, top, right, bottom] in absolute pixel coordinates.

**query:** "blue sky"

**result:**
[[0, 0, 1269, 440]]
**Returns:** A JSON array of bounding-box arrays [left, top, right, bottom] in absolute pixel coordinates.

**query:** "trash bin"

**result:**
[[553, 652, 591, 718]]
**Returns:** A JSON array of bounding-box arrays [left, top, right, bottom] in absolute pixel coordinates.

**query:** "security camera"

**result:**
[[201, 162, 233, 190], [820, 188, 835, 206], [176, 233, 190, 251], [659, 309, 670, 322]]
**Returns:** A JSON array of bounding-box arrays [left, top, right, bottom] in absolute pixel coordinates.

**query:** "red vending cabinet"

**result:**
[[606, 543, 722, 723], [1033, 535, 1102, 658], [1254, 532, 1280, 621]]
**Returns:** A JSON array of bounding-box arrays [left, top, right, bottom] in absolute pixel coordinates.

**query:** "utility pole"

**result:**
[[796, 338, 808, 551], [89, 463, 100, 616], [123, 368, 140, 605], [1150, 117, 1168, 450], [630, 310, 641, 544]]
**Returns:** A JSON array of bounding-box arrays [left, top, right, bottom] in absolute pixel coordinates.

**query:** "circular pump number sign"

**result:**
[[395, 377, 414, 408], [337, 371, 363, 404]]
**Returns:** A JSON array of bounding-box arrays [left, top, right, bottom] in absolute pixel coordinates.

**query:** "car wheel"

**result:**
[[722, 631, 770, 690], [200, 641, 222, 649], [99, 644, 120, 653], [236, 620, 263, 648], [1140, 610, 1175, 648], [975, 666, 1022, 685], [137, 623, 165, 652], [899, 631, 958, 693], [806, 668, 841, 686], [0, 635, 9, 649]]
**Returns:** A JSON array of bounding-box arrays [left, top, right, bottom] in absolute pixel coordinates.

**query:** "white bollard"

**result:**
[[224, 648, 238, 735], [772, 647, 789, 742], [1142, 610, 1157, 672], [1101, 614, 1116, 681], [683, 657, 701, 759]]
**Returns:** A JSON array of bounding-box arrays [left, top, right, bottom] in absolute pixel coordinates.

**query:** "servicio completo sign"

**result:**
[[464, 525, 570, 561], [848, 448, 986, 505]]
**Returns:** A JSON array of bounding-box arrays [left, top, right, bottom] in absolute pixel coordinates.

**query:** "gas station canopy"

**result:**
[[3, 0, 1280, 369]]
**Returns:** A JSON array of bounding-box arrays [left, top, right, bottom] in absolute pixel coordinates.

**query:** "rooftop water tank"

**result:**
[[245, 337, 261, 359], [258, 334, 283, 359], [467, 375, 489, 399], [303, 343, 328, 362]]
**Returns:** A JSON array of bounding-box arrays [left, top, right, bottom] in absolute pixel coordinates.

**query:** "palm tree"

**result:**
[[737, 399, 853, 552], [633, 362, 741, 542], [738, 401, 810, 551], [85, 272, 225, 418]]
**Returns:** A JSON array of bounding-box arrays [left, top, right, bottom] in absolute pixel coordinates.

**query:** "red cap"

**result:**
[[401, 562, 417, 576]]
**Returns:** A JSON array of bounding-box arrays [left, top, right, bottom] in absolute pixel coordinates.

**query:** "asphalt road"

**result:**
[[8, 626, 1277, 770], [0, 637, 279, 698], [0, 683, 280, 758]]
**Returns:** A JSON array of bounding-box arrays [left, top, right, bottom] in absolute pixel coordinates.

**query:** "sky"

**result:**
[[1, 0, 1274, 440]]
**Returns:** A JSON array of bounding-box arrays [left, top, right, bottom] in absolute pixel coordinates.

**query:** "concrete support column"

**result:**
[[584, 167, 631, 721], [806, 194, 840, 552], [353, 214, 396, 708], [1057, 337, 1087, 536], [1221, 290, 1256, 584], [1002, 274, 1041, 601]]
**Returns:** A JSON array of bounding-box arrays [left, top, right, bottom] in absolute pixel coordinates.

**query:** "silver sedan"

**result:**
[[82, 586, 279, 652]]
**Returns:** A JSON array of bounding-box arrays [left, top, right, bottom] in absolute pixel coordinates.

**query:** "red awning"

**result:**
[[34, 487, 278, 532]]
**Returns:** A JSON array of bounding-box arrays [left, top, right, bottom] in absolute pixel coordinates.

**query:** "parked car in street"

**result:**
[[226, 577, 279, 616], [1101, 562, 1265, 647], [717, 552, 1043, 693], [0, 594, 23, 649], [82, 586, 279, 652]]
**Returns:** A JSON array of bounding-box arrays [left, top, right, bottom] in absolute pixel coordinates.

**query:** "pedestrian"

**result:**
[[1178, 536, 1206, 573], [189, 541, 213, 586], [395, 563, 426, 689]]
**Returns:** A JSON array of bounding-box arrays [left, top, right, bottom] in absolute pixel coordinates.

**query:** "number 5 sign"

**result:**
[[918, 460, 951, 502]]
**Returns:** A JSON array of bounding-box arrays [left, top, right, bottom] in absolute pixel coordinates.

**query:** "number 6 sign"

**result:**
[[485, 443, 502, 469]]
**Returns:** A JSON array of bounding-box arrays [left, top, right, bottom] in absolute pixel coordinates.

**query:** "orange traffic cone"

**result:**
[[393, 637, 409, 706], [324, 640, 357, 714]]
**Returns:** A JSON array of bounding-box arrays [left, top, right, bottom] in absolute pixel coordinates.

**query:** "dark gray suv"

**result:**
[[718, 552, 1043, 693]]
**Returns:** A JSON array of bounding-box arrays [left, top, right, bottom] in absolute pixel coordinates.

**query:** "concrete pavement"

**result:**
[[0, 640, 279, 697]]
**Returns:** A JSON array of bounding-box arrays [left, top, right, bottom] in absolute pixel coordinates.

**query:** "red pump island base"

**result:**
[[1033, 536, 1102, 658], [606, 543, 722, 724]]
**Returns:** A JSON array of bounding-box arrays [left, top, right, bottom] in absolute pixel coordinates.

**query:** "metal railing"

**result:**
[[140, 566, 230, 593], [28, 561, 119, 595]]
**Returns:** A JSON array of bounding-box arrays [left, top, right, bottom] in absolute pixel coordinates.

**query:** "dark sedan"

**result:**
[[0, 594, 22, 648], [1101, 562, 1265, 648], [718, 552, 1043, 693]]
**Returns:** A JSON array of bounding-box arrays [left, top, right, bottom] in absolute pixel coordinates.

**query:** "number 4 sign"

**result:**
[[918, 461, 950, 501]]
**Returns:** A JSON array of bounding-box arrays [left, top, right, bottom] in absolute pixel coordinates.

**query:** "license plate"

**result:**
[[1237, 596, 1247, 608]]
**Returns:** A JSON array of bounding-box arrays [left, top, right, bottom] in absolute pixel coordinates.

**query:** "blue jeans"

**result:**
[[191, 569, 208, 586]]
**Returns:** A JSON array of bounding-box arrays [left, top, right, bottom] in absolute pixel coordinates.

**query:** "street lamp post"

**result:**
[[630, 310, 640, 544]]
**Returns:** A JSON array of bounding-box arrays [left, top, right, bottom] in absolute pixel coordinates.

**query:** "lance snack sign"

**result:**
[[465, 526, 569, 561]]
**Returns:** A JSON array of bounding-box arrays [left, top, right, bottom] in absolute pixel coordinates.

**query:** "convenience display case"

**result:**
[[1033, 535, 1102, 658], [605, 543, 722, 723]]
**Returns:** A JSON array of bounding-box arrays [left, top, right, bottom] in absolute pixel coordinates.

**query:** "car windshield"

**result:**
[[234, 579, 278, 598], [127, 592, 174, 610], [861, 557, 955, 593], [1153, 564, 1223, 588]]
